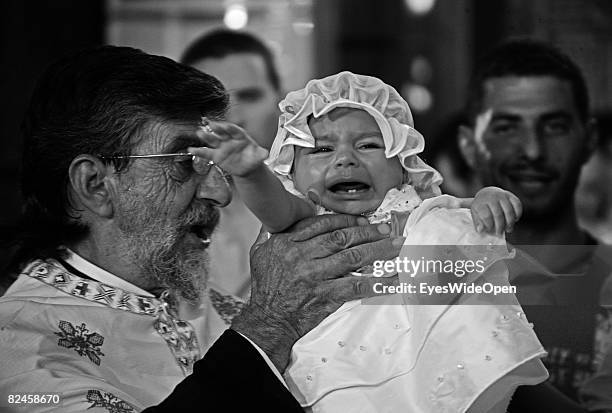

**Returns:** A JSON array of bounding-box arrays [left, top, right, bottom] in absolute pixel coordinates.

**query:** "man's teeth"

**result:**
[[347, 189, 358, 193]]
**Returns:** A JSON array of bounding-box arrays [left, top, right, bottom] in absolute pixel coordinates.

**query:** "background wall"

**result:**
[[107, 0, 315, 92], [0, 0, 105, 271]]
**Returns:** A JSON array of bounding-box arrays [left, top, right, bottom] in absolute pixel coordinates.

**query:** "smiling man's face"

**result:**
[[292, 107, 403, 215], [463, 76, 593, 218]]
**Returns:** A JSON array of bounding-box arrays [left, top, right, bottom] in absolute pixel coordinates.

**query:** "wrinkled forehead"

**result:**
[[134, 119, 205, 153]]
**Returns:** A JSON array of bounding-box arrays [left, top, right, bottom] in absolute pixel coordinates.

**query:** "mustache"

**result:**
[[179, 201, 220, 229], [139, 204, 216, 303], [502, 161, 559, 177]]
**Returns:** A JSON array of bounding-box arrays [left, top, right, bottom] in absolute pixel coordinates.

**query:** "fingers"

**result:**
[[492, 204, 507, 235], [189, 146, 217, 161], [307, 222, 395, 259], [190, 120, 268, 177], [209, 120, 250, 136], [472, 204, 495, 233], [315, 236, 403, 278], [471, 187, 522, 235], [324, 274, 400, 302], [200, 120, 257, 144], [196, 124, 224, 148], [500, 199, 517, 233], [189, 143, 242, 166], [307, 188, 322, 205], [470, 208, 484, 233], [474, 202, 517, 235], [288, 214, 369, 242], [509, 193, 523, 221], [249, 225, 269, 258], [194, 120, 245, 148]]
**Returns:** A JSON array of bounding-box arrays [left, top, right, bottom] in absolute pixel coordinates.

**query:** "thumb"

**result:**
[[307, 188, 322, 205]]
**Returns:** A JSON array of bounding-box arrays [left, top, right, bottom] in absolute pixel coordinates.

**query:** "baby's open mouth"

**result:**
[[328, 181, 371, 194]]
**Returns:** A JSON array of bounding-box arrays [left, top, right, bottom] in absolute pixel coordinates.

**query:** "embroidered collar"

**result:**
[[22, 251, 247, 376], [24, 258, 161, 317], [62, 247, 155, 297]]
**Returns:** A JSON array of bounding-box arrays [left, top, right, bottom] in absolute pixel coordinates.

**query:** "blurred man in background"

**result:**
[[458, 39, 612, 410], [181, 29, 281, 149], [181, 30, 283, 299]]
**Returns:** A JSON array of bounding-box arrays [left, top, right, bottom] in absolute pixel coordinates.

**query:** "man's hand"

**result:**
[[188, 120, 269, 177], [231, 214, 404, 372]]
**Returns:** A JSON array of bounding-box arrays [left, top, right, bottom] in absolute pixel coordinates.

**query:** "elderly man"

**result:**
[[458, 39, 612, 410], [0, 46, 400, 412], [181, 29, 283, 298]]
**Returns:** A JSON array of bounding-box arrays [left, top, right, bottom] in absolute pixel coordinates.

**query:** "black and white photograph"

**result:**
[[1, 1, 611, 412]]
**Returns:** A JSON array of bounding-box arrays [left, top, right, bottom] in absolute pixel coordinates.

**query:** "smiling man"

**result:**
[[459, 39, 612, 409], [461, 65, 593, 220]]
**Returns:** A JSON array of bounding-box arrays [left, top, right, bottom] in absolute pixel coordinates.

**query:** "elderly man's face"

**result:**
[[461, 76, 594, 218], [114, 120, 231, 302]]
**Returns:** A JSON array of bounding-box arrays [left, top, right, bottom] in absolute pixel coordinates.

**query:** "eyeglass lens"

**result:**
[[191, 155, 214, 175]]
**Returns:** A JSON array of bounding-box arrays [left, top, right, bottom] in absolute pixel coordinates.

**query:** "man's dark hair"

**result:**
[[465, 39, 590, 124], [5, 45, 228, 270], [181, 29, 280, 91]]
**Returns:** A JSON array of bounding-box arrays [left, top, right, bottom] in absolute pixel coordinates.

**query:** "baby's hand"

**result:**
[[188, 119, 269, 177], [470, 186, 522, 234]]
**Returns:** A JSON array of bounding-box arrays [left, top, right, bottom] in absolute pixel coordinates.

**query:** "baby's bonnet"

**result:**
[[265, 71, 443, 200]]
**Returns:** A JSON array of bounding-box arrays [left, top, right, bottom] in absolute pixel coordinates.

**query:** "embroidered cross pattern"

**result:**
[[117, 292, 135, 312], [154, 311, 200, 375], [208, 288, 245, 324], [94, 284, 116, 305], [53, 272, 70, 285], [55, 320, 105, 365], [86, 390, 135, 413]]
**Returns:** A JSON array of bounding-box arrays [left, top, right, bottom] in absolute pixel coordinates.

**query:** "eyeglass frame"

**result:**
[[97, 152, 233, 187]]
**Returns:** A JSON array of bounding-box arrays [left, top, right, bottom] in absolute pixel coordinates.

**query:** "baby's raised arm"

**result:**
[[188, 120, 314, 233]]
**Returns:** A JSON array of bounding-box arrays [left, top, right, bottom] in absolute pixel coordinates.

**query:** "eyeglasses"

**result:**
[[99, 152, 232, 186]]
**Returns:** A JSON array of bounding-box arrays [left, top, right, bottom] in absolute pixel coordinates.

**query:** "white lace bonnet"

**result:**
[[265, 71, 442, 197]]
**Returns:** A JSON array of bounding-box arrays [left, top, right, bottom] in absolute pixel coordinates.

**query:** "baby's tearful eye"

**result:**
[[359, 142, 382, 150], [310, 146, 333, 154]]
